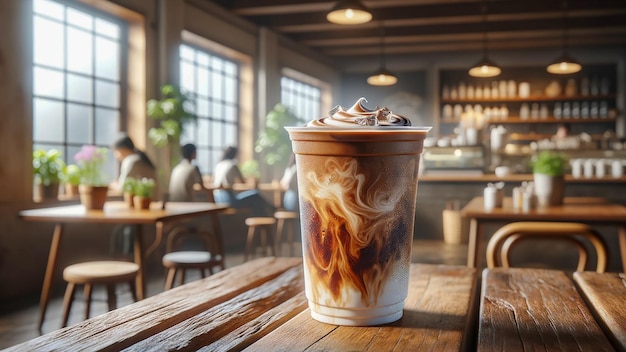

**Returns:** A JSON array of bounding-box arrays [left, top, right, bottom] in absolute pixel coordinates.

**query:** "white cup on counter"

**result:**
[[570, 159, 582, 178], [595, 159, 606, 178], [583, 159, 595, 179], [612, 160, 624, 178]]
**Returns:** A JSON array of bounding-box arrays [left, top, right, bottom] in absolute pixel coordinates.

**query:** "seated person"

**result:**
[[213, 146, 274, 216], [169, 143, 207, 202], [112, 133, 159, 197]]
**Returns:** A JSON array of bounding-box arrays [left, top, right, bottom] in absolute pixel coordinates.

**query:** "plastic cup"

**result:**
[[286, 126, 430, 326]]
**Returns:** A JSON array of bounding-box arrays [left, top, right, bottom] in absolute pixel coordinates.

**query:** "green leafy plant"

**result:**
[[134, 178, 156, 198], [240, 160, 261, 179], [33, 149, 65, 186], [530, 151, 568, 176], [122, 177, 138, 194], [255, 104, 298, 168], [62, 164, 81, 186], [147, 84, 196, 148]]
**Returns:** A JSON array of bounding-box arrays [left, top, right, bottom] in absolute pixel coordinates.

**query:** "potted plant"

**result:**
[[122, 177, 138, 208], [33, 149, 65, 200], [531, 151, 568, 207], [133, 177, 156, 210], [255, 104, 298, 180], [74, 145, 109, 210], [240, 160, 261, 188], [147, 84, 196, 180], [61, 164, 81, 197]]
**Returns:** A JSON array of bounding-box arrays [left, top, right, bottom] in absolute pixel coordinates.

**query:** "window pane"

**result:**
[[95, 18, 119, 39], [95, 81, 120, 107], [34, 0, 64, 19], [281, 76, 321, 125], [224, 123, 236, 147], [212, 121, 223, 147], [211, 102, 222, 119], [197, 67, 209, 96], [197, 52, 210, 66], [197, 100, 209, 118], [196, 148, 209, 174], [67, 8, 93, 30], [67, 74, 93, 103], [34, 67, 65, 99], [180, 62, 195, 92], [33, 98, 64, 143], [67, 104, 92, 144], [95, 108, 119, 145], [224, 62, 236, 76], [95, 37, 120, 80], [67, 27, 93, 74], [180, 45, 194, 61], [211, 71, 223, 100], [224, 105, 236, 123], [181, 123, 196, 145], [224, 77, 236, 103], [198, 118, 210, 147], [33, 17, 64, 68]]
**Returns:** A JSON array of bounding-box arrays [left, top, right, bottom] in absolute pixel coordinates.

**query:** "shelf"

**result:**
[[440, 116, 616, 124], [440, 94, 615, 104], [487, 116, 616, 124]]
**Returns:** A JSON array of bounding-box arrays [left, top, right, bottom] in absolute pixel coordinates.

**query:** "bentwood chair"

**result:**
[[486, 222, 608, 273]]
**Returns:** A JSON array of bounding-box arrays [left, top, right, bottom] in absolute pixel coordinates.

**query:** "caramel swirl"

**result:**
[[307, 97, 412, 127]]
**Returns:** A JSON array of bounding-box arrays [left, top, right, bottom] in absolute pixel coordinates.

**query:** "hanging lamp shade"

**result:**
[[327, 0, 372, 25], [547, 53, 582, 74], [469, 56, 502, 78], [367, 67, 397, 86]]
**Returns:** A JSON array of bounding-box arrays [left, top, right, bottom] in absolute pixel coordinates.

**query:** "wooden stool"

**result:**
[[274, 211, 299, 256], [61, 261, 139, 327], [162, 227, 225, 290], [486, 222, 608, 272], [244, 217, 276, 262]]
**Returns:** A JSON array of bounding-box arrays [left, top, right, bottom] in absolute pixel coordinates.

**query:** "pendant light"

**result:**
[[468, 0, 501, 78], [327, 0, 372, 25], [547, 0, 581, 74], [368, 22, 397, 86]]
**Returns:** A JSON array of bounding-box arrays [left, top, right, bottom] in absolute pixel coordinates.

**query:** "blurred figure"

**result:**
[[112, 133, 157, 194], [554, 123, 571, 139], [169, 143, 207, 202], [213, 146, 274, 216], [280, 154, 299, 211]]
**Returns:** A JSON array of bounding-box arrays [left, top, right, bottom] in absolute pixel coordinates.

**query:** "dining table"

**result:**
[[19, 201, 229, 332], [6, 257, 625, 351], [460, 196, 626, 272]]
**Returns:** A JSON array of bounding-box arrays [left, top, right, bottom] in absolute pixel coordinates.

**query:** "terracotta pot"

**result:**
[[38, 183, 60, 200], [133, 196, 151, 210], [124, 192, 135, 208], [78, 185, 109, 210], [64, 184, 79, 198]]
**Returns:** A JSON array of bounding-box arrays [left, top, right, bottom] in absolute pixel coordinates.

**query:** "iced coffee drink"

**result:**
[[286, 98, 430, 326]]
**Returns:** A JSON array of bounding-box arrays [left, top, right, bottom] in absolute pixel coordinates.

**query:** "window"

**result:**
[[281, 76, 322, 125], [32, 0, 124, 177], [179, 44, 240, 175]]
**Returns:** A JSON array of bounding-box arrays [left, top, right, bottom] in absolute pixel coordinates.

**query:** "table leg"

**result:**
[[133, 225, 145, 300], [619, 225, 626, 273], [38, 223, 64, 332], [210, 212, 226, 270], [467, 218, 479, 268]]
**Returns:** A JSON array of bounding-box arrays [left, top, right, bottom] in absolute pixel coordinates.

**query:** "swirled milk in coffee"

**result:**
[[286, 98, 430, 326]]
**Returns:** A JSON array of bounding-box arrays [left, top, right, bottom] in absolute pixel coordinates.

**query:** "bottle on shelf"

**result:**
[[580, 76, 590, 96], [554, 102, 562, 119]]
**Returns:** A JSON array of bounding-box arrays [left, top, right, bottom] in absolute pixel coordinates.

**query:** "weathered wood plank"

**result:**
[[5, 257, 301, 352], [574, 271, 626, 352], [123, 265, 306, 351], [478, 268, 614, 352], [245, 264, 477, 352]]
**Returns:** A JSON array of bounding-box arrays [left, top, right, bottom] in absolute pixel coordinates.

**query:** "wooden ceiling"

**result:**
[[208, 0, 626, 62]]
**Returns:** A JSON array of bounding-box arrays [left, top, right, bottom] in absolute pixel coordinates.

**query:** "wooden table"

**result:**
[[479, 268, 626, 351], [6, 258, 478, 351], [460, 196, 626, 271], [19, 201, 228, 331]]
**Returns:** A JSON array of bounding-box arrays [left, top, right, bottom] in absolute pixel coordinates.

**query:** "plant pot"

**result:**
[[533, 173, 564, 207], [124, 192, 135, 208], [37, 183, 60, 200], [78, 185, 109, 210], [133, 196, 151, 210], [64, 183, 79, 198]]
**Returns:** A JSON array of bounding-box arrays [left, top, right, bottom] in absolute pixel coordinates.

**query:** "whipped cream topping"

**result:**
[[306, 97, 412, 127]]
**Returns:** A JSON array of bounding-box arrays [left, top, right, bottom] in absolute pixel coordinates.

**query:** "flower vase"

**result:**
[[533, 174, 564, 207], [124, 192, 135, 208], [79, 185, 109, 210]]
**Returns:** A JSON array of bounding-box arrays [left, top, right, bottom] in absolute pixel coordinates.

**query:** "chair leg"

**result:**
[[261, 228, 268, 256], [268, 225, 276, 257], [200, 268, 206, 278], [61, 282, 77, 328], [276, 219, 285, 256], [287, 220, 295, 256], [129, 281, 138, 302], [106, 285, 117, 311], [245, 225, 256, 262], [165, 268, 176, 290], [83, 284, 93, 321], [179, 270, 186, 286]]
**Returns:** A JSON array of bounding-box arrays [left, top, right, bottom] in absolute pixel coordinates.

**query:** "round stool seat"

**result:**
[[274, 211, 298, 220], [245, 217, 276, 226], [63, 261, 139, 285], [162, 251, 222, 267]]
